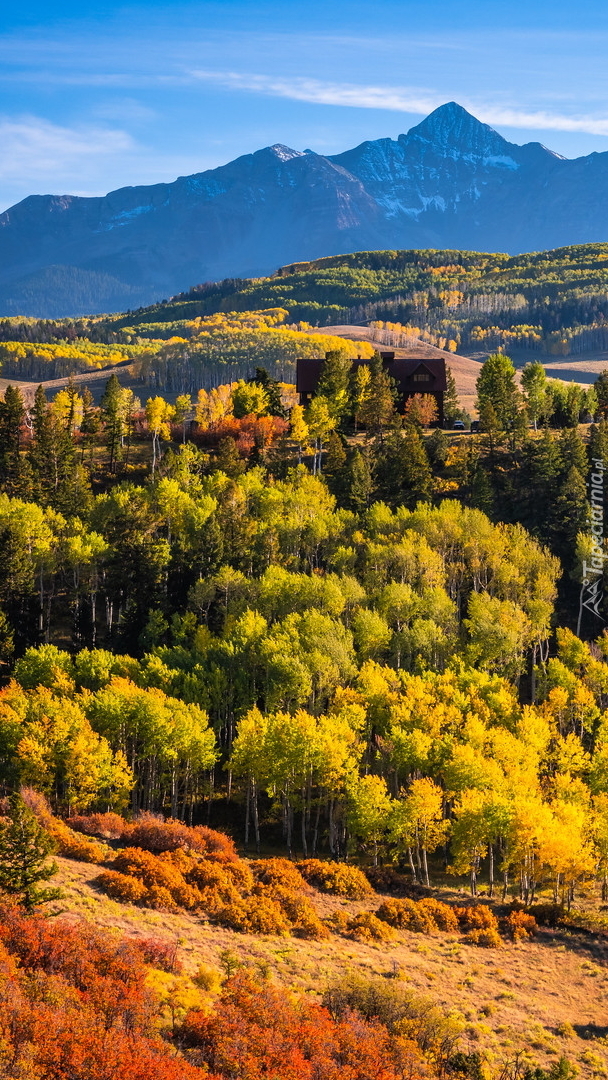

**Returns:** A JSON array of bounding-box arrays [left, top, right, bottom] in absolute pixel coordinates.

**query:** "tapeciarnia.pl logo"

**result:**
[[577, 457, 606, 634]]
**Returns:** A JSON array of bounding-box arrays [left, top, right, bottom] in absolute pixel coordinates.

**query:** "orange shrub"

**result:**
[[502, 910, 538, 941], [298, 859, 373, 899], [133, 937, 182, 973], [335, 911, 397, 943], [146, 885, 180, 913], [454, 905, 499, 932], [526, 902, 563, 927], [95, 870, 148, 904], [170, 882, 204, 910], [112, 847, 182, 889], [249, 858, 308, 892], [224, 860, 255, 892], [376, 898, 438, 933], [265, 886, 329, 940], [19, 789, 108, 863], [46, 818, 108, 863], [111, 847, 199, 911], [292, 908, 331, 941], [365, 865, 410, 895], [465, 928, 502, 948], [217, 895, 291, 935], [416, 898, 459, 932]]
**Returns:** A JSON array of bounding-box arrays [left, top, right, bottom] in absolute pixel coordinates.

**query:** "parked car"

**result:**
[[452, 420, 465, 430]]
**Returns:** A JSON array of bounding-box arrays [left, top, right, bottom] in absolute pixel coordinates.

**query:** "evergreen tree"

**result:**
[[558, 427, 588, 479], [520, 427, 560, 538], [551, 466, 589, 552], [476, 353, 521, 431], [323, 430, 347, 492], [216, 436, 245, 478], [80, 385, 100, 465], [251, 367, 284, 417], [359, 353, 398, 438], [27, 384, 86, 511], [101, 374, 126, 474], [470, 465, 495, 517], [342, 449, 374, 513], [0, 385, 27, 497], [426, 427, 449, 469], [589, 419, 608, 466], [350, 363, 372, 433], [443, 366, 462, 425], [0, 793, 62, 911], [595, 370, 608, 419], [521, 362, 549, 429], [316, 352, 352, 423], [374, 425, 433, 509]]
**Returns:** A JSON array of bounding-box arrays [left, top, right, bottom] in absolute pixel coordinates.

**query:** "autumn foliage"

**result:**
[[182, 969, 431, 1080], [298, 858, 373, 898], [0, 903, 205, 1080], [0, 904, 442, 1080]]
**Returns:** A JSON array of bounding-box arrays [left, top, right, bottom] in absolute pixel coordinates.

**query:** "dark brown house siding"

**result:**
[[296, 354, 447, 425]]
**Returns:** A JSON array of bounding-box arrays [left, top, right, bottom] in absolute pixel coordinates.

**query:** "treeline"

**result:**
[[2, 351, 608, 900], [96, 242, 608, 358]]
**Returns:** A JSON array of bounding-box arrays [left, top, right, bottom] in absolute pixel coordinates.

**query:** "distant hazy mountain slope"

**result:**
[[2, 102, 608, 317]]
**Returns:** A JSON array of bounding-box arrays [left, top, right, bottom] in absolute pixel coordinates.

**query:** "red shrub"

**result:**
[[68, 812, 129, 839], [182, 970, 427, 1080], [125, 815, 237, 862], [133, 937, 182, 974]]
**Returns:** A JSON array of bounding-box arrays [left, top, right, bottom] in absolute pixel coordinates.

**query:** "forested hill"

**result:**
[[99, 242, 608, 360], [3, 101, 608, 317]]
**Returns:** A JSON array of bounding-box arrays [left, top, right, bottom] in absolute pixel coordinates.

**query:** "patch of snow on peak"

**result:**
[[268, 144, 304, 162], [483, 155, 519, 170]]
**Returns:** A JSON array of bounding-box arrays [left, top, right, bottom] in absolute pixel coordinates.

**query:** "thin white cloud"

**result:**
[[189, 70, 608, 137], [0, 116, 135, 185]]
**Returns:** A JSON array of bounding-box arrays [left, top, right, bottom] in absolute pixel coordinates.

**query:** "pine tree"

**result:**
[[0, 793, 62, 911], [589, 419, 608, 466], [343, 449, 374, 513], [595, 370, 608, 419], [80, 386, 100, 465], [521, 361, 549, 429], [551, 466, 589, 552], [443, 366, 462, 425], [426, 427, 449, 469], [251, 367, 284, 417], [101, 374, 126, 474], [359, 353, 398, 438], [0, 385, 26, 496], [323, 430, 347, 486], [374, 425, 432, 509], [476, 353, 521, 431], [470, 465, 495, 516], [316, 352, 352, 423], [28, 384, 83, 510], [558, 427, 588, 479]]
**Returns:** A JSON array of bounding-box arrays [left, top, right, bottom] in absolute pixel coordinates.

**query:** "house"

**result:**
[[296, 353, 447, 425]]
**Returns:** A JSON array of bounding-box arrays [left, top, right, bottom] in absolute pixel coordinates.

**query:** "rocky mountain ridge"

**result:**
[[2, 102, 607, 316]]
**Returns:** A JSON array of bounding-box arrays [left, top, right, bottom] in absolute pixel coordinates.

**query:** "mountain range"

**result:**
[[2, 101, 608, 318]]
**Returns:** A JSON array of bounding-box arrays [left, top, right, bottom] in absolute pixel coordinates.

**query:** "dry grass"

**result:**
[[53, 856, 608, 1077]]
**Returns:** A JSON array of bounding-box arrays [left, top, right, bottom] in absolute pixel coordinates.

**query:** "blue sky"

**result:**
[[1, 0, 608, 211]]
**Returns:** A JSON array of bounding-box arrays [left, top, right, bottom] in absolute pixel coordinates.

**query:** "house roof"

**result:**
[[296, 356, 447, 394]]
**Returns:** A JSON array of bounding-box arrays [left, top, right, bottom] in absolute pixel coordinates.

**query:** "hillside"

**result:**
[[105, 242, 608, 363], [3, 103, 608, 316], [53, 853, 608, 1079]]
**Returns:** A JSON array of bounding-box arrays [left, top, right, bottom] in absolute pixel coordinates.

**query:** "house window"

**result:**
[[413, 372, 430, 382]]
